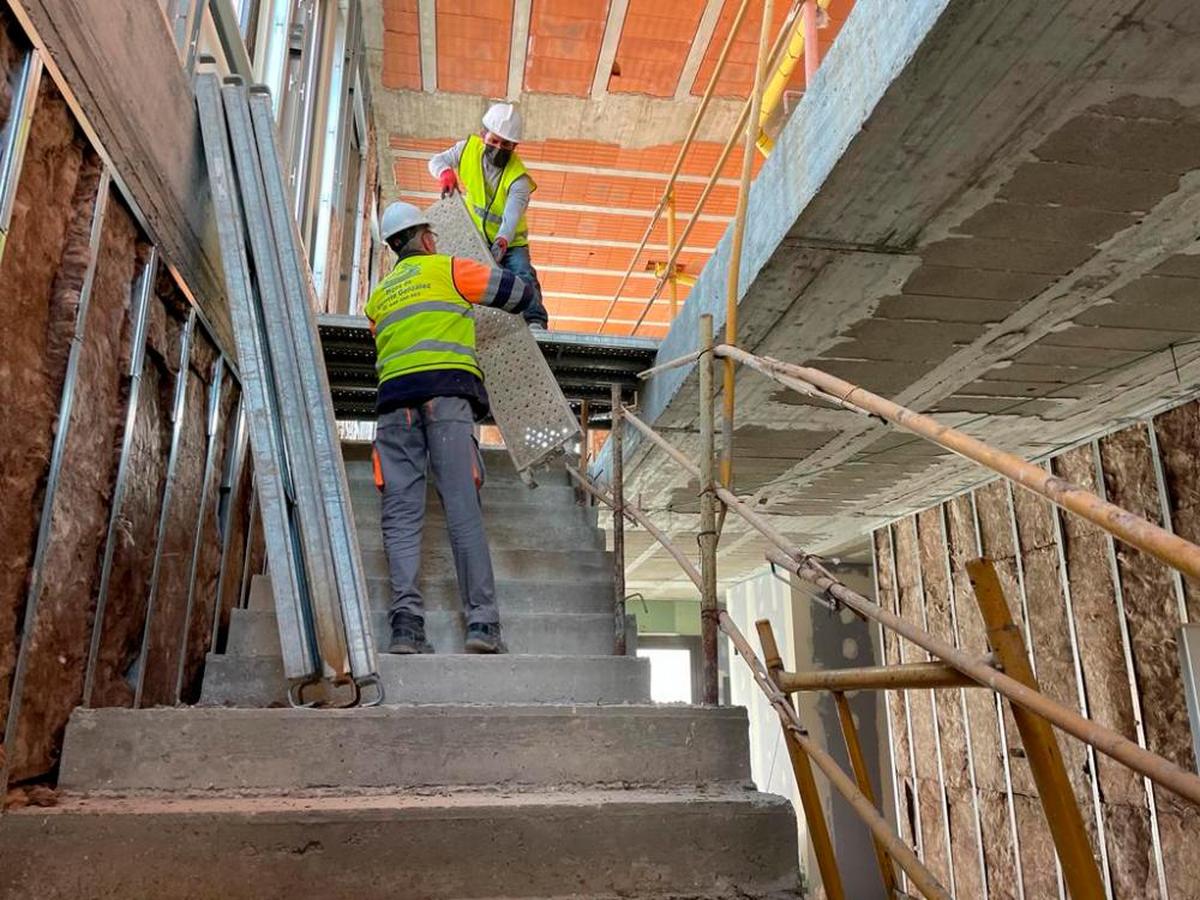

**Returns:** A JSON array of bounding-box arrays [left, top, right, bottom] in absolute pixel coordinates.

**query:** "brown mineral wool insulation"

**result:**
[[6, 196, 142, 782], [977, 789, 1020, 900], [915, 777, 952, 890], [0, 83, 100, 742], [178, 378, 240, 704], [1098, 429, 1197, 826], [916, 509, 970, 790], [1, 11, 22, 127], [1158, 806, 1200, 900], [874, 528, 912, 783], [946, 496, 1007, 793], [1011, 793, 1059, 900], [1102, 802, 1156, 899], [893, 518, 941, 790], [137, 333, 214, 706], [1153, 401, 1200, 619], [1051, 446, 1155, 882], [975, 480, 1016, 560], [945, 784, 985, 900], [87, 333, 176, 708], [212, 450, 254, 652]]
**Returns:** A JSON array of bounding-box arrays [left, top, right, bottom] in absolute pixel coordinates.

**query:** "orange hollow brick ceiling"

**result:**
[[380, 0, 856, 334]]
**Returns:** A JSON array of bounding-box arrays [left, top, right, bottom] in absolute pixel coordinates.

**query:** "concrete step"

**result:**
[[59, 705, 751, 793], [248, 573, 616, 614], [357, 545, 613, 583], [0, 789, 800, 899], [200, 652, 652, 706], [346, 478, 581, 510], [350, 506, 605, 552], [226, 608, 623, 656]]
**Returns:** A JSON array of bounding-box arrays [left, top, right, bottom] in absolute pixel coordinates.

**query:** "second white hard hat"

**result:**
[[380, 201, 430, 242], [482, 102, 523, 143]]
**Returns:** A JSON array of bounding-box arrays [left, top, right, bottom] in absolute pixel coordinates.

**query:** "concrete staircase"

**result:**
[[0, 446, 801, 899]]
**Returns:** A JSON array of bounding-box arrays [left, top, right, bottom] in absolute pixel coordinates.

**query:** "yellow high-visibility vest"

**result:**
[[459, 134, 536, 248], [365, 254, 480, 385]]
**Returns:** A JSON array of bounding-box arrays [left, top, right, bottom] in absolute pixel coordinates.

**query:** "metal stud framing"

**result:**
[[1003, 481, 1068, 900], [133, 308, 199, 708], [968, 490, 1026, 900], [937, 501, 990, 900], [1, 169, 111, 794], [1089, 440, 1170, 899], [1044, 459, 1114, 899], [83, 248, 160, 707], [909, 515, 958, 898], [0, 47, 43, 265]]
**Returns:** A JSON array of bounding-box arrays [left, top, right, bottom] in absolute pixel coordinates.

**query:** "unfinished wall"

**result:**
[[873, 398, 1200, 900], [0, 66, 102, 753], [86, 275, 188, 708], [138, 325, 216, 707]]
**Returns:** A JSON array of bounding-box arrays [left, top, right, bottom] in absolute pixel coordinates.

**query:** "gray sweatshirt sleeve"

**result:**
[[498, 174, 532, 245], [428, 140, 467, 179]]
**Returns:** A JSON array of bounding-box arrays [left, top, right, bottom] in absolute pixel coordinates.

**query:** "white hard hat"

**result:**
[[380, 201, 430, 242], [482, 102, 523, 143]]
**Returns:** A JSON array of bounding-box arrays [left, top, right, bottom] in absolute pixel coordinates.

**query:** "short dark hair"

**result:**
[[386, 224, 429, 256]]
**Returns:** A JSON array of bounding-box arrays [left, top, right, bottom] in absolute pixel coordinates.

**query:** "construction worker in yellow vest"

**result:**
[[428, 101, 549, 329], [365, 201, 535, 656]]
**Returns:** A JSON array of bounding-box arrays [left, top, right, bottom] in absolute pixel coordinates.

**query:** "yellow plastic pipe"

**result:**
[[757, 0, 831, 155]]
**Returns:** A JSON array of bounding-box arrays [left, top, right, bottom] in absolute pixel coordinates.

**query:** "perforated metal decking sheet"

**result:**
[[425, 198, 579, 472]]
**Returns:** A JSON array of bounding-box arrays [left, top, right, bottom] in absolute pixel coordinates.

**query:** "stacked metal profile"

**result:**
[[195, 73, 379, 705]]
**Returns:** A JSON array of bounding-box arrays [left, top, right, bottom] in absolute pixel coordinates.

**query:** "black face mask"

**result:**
[[484, 144, 512, 168]]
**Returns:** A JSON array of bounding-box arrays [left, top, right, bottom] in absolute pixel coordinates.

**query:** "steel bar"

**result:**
[[84, 249, 159, 707], [134, 309, 198, 708], [226, 81, 349, 681], [629, 11, 803, 334], [247, 85, 377, 686], [719, 344, 1200, 581], [173, 356, 228, 703], [577, 398, 591, 506], [637, 348, 703, 380], [698, 315, 719, 705], [720, 0, 775, 500], [832, 690, 900, 898], [597, 0, 754, 330], [766, 546, 1200, 807], [1, 171, 110, 797], [0, 50, 43, 264], [208, 398, 249, 656], [721, 610, 952, 900], [1089, 442, 1168, 897], [610, 384, 627, 656], [967, 559, 1106, 900], [937, 503, 994, 900], [621, 407, 801, 566], [566, 467, 702, 591], [757, 619, 845, 900], [779, 661, 980, 693], [195, 73, 317, 683]]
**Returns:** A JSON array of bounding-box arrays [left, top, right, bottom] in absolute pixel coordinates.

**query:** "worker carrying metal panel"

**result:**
[[428, 102, 549, 330], [366, 200, 540, 655]]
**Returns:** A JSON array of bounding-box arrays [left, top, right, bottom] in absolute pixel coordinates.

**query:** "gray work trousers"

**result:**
[[373, 397, 499, 627]]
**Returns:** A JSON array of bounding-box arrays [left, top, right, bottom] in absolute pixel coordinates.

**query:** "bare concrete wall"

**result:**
[[873, 397, 1200, 900]]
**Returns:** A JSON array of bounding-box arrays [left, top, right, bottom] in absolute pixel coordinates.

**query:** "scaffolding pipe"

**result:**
[[698, 315, 720, 705], [566, 467, 702, 591], [609, 385, 626, 656], [767, 547, 1200, 808], [720, 610, 952, 900], [779, 660, 981, 693], [718, 344, 1200, 581], [597, 0, 755, 330]]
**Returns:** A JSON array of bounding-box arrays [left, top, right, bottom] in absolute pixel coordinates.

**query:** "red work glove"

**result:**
[[439, 169, 460, 198], [490, 237, 509, 262]]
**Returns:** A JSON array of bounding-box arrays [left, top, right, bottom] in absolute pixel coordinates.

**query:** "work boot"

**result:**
[[465, 622, 507, 654], [388, 613, 434, 655]]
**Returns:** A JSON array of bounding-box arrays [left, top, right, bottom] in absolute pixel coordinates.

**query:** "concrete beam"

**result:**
[[507, 0, 532, 100], [417, 0, 436, 92], [675, 0, 724, 101], [591, 0, 630, 98]]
